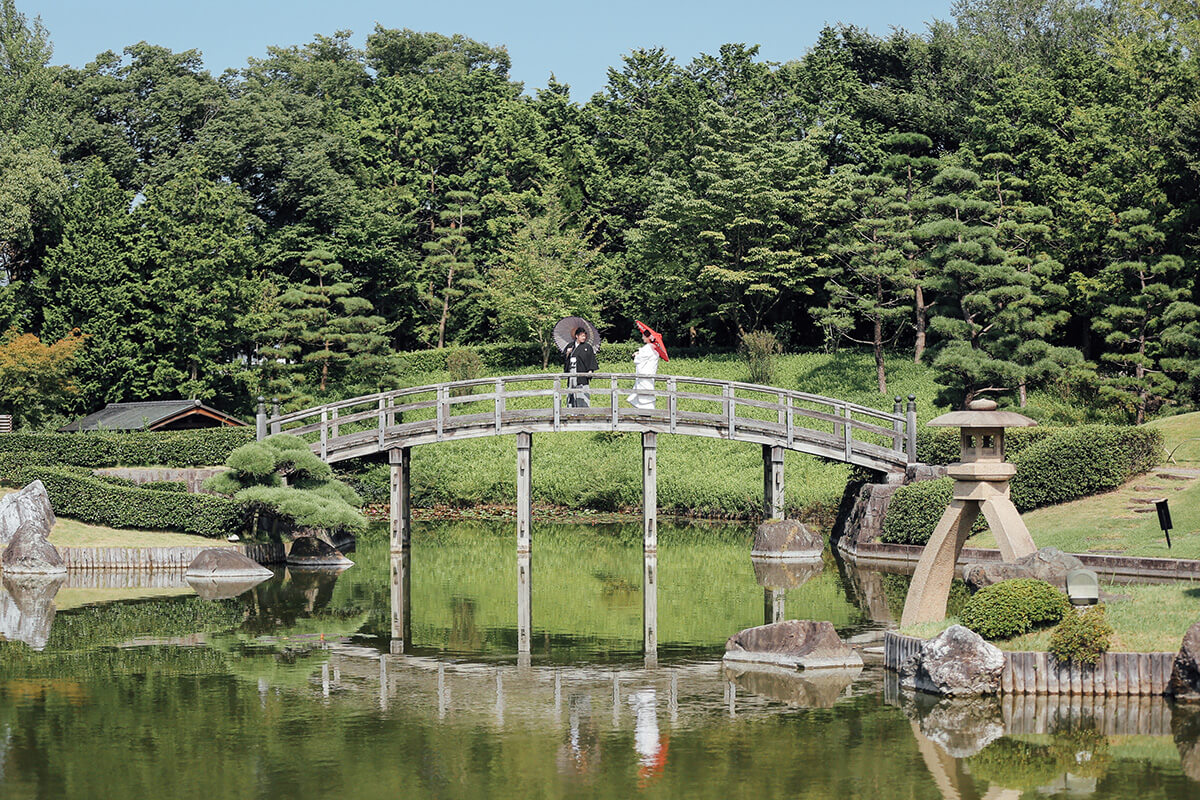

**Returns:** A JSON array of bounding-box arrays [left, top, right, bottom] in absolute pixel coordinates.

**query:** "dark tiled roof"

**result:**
[[59, 400, 246, 432]]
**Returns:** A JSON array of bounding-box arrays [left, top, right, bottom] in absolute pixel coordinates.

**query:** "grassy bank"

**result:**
[[355, 351, 946, 519], [904, 582, 1200, 653], [966, 468, 1200, 559]]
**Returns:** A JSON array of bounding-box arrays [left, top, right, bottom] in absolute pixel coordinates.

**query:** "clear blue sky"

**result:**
[[31, 0, 956, 100]]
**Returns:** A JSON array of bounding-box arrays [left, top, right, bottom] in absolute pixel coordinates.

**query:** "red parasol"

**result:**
[[635, 320, 669, 362]]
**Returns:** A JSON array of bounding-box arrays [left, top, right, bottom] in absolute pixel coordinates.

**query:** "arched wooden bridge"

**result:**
[[257, 373, 918, 554]]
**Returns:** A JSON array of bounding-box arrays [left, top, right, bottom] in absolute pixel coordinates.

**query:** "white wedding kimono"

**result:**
[[627, 343, 660, 409]]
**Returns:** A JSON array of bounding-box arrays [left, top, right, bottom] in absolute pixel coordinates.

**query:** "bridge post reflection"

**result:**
[[390, 550, 411, 654], [644, 552, 658, 665], [518, 553, 532, 657]]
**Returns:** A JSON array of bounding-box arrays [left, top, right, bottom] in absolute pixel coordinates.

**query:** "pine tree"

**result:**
[[420, 188, 480, 349]]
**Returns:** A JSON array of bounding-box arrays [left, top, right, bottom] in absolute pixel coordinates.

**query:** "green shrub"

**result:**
[[226, 442, 278, 477], [142, 481, 187, 492], [739, 330, 782, 385], [880, 478, 954, 544], [915, 426, 1056, 466], [1010, 425, 1162, 511], [1049, 605, 1113, 665], [447, 349, 484, 397], [884, 425, 1163, 545], [959, 578, 1070, 640], [0, 428, 254, 469], [11, 465, 245, 537]]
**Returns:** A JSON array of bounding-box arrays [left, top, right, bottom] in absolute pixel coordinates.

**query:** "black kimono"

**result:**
[[563, 340, 598, 407]]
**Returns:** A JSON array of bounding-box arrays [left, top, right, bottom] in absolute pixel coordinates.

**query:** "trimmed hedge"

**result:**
[[883, 425, 1164, 545], [1008, 425, 1162, 512], [959, 578, 1070, 640], [3, 464, 246, 538], [0, 428, 254, 468]]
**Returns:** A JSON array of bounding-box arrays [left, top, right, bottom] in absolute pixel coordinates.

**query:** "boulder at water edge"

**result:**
[[724, 620, 862, 670], [186, 548, 273, 579], [0, 480, 55, 547], [750, 519, 823, 561], [899, 625, 1004, 696], [1168, 622, 1200, 702], [287, 536, 354, 568], [2, 519, 67, 575], [963, 547, 1084, 591]]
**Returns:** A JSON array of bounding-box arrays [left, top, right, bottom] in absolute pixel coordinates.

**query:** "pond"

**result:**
[[0, 521, 1197, 798]]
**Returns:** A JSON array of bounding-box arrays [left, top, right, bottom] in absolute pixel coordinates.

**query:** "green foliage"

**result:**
[[739, 329, 782, 385], [1008, 425, 1163, 511], [0, 464, 245, 537], [1049, 604, 1114, 665], [0, 428, 254, 468], [446, 348, 483, 396], [206, 433, 364, 533], [880, 477, 955, 545], [885, 425, 1162, 544], [959, 578, 1070, 640]]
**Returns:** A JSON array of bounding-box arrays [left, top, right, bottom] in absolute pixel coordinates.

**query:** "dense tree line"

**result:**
[[0, 0, 1198, 424]]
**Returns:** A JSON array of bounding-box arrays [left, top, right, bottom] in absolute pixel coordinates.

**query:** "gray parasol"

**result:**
[[553, 316, 601, 352]]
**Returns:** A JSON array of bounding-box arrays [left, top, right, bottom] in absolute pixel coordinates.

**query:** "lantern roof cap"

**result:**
[[927, 398, 1037, 429]]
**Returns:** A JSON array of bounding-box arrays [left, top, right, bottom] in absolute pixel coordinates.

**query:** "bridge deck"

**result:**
[[262, 373, 916, 473]]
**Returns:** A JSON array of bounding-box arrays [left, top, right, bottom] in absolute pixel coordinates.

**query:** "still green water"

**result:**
[[0, 521, 1197, 799]]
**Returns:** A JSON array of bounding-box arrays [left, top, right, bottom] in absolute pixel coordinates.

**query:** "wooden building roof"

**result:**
[[59, 400, 247, 432]]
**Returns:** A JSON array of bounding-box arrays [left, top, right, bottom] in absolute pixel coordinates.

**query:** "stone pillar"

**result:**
[[517, 552, 531, 656], [643, 431, 657, 553], [762, 444, 784, 519], [644, 551, 658, 660], [764, 588, 786, 624], [389, 447, 411, 551], [516, 432, 532, 554], [390, 549, 411, 654]]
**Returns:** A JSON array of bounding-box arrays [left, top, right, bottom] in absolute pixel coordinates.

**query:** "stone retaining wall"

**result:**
[[92, 467, 227, 494], [58, 542, 285, 571], [884, 631, 1176, 696]]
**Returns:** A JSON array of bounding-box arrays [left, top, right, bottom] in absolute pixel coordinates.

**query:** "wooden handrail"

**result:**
[[260, 373, 917, 469]]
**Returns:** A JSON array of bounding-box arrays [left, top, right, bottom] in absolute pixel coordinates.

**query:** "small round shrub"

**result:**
[[959, 578, 1070, 640], [1049, 605, 1113, 665]]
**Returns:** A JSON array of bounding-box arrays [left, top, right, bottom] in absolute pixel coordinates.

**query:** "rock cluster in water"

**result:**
[[724, 620, 862, 670], [1, 481, 66, 575], [899, 625, 1004, 696], [751, 519, 823, 561]]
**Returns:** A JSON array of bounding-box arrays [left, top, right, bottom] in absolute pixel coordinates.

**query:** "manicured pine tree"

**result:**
[[815, 171, 915, 394], [1092, 208, 1197, 423], [270, 248, 388, 396], [420, 187, 480, 349]]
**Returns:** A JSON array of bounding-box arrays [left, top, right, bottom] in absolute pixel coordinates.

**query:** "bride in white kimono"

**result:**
[[627, 325, 661, 409]]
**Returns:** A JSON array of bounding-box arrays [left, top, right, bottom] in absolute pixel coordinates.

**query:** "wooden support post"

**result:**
[[764, 588, 786, 624], [643, 431, 657, 553], [390, 549, 411, 654], [762, 444, 784, 519], [892, 396, 904, 453], [516, 432, 532, 554], [389, 447, 411, 551], [906, 394, 918, 463], [517, 552, 532, 656], [255, 396, 266, 441], [644, 551, 658, 658]]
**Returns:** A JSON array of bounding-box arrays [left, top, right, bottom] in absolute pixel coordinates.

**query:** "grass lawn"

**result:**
[[1147, 410, 1200, 465], [966, 468, 1200, 559], [904, 582, 1200, 653], [1, 487, 230, 549]]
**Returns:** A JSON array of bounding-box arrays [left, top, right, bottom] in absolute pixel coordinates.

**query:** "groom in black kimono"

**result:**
[[563, 327, 598, 408]]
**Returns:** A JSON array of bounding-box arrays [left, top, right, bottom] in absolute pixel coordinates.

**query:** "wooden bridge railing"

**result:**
[[257, 373, 917, 472]]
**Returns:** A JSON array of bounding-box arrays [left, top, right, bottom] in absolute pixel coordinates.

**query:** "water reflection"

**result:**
[[0, 574, 65, 651]]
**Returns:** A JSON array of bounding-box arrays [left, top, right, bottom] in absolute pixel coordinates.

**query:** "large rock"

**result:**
[[964, 547, 1084, 591], [185, 548, 273, 579], [751, 519, 823, 561], [752, 558, 823, 589], [1168, 622, 1200, 702], [286, 536, 354, 568], [899, 625, 1005, 696], [0, 573, 65, 651], [724, 662, 861, 708], [1, 520, 66, 575], [0, 480, 55, 546], [724, 620, 862, 670]]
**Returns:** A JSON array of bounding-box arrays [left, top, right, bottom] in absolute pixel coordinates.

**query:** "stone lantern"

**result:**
[[900, 399, 1039, 627]]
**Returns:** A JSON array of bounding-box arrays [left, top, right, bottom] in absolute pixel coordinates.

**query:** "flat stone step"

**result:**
[[1156, 470, 1200, 480], [1133, 485, 1165, 491]]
